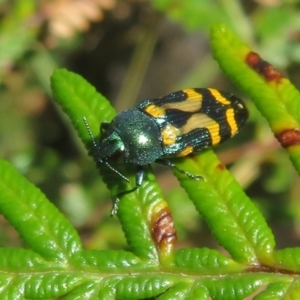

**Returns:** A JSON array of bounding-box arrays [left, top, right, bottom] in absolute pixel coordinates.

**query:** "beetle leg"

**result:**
[[135, 166, 145, 187], [110, 166, 145, 216], [156, 159, 202, 181]]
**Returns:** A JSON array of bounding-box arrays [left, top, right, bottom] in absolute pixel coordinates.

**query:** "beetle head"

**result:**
[[83, 117, 129, 182]]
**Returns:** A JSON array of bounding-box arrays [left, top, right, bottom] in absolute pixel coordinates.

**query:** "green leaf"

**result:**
[[210, 23, 300, 175], [172, 151, 275, 264], [0, 276, 26, 300], [113, 276, 173, 299], [0, 248, 48, 271], [0, 159, 82, 261], [203, 274, 266, 299], [156, 282, 194, 299], [273, 248, 300, 272], [33, 60, 299, 298], [24, 274, 85, 299], [50, 68, 115, 147], [50, 69, 171, 261], [184, 284, 209, 300], [63, 282, 102, 300], [253, 282, 291, 300], [71, 250, 144, 271], [211, 24, 300, 130], [174, 248, 243, 273]]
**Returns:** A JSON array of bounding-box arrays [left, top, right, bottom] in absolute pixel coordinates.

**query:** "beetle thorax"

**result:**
[[112, 109, 163, 165]]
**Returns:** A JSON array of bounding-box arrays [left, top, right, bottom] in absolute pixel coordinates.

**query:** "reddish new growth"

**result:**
[[246, 52, 283, 83], [217, 163, 225, 171], [276, 129, 300, 148], [151, 207, 177, 249]]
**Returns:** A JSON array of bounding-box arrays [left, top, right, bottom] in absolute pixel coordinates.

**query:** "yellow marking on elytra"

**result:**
[[181, 113, 221, 146], [161, 91, 202, 112], [145, 104, 165, 118], [177, 112, 222, 146], [177, 145, 194, 157], [208, 88, 231, 105], [162, 124, 180, 146], [206, 122, 221, 145], [183, 89, 203, 101], [226, 108, 238, 136]]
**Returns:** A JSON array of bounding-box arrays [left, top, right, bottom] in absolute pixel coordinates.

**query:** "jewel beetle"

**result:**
[[84, 88, 248, 215]]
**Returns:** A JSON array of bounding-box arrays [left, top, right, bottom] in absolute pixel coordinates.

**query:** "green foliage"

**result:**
[[152, 0, 300, 67], [211, 23, 300, 176], [173, 150, 275, 263], [1, 0, 300, 295], [0, 0, 38, 81], [1, 35, 300, 296], [0, 156, 82, 261], [152, 0, 226, 31]]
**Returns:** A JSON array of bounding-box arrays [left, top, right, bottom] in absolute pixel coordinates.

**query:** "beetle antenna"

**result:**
[[82, 117, 129, 183], [104, 161, 130, 182], [83, 116, 98, 149]]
